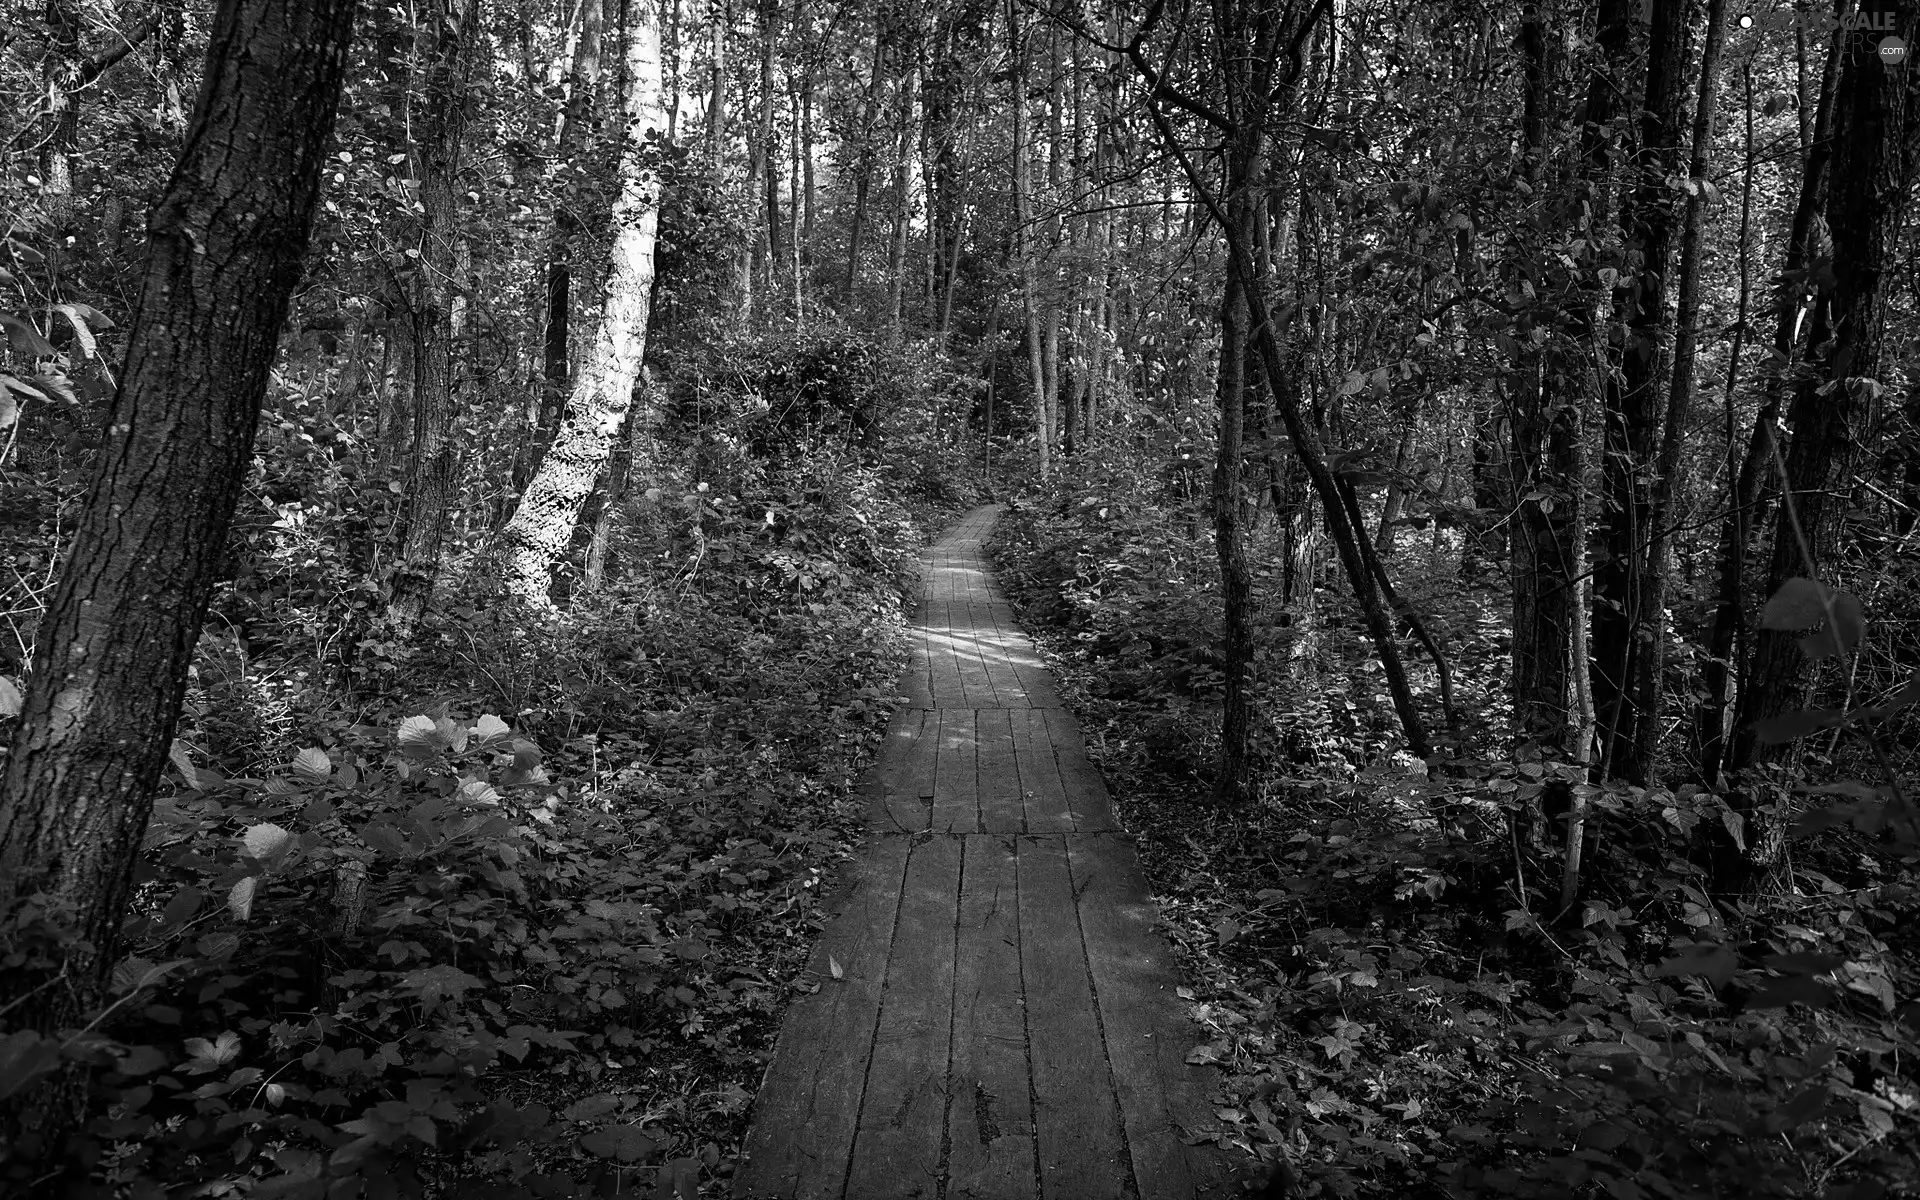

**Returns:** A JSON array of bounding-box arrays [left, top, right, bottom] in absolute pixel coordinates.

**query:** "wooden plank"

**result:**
[[974, 710, 1024, 835], [954, 613, 998, 707], [933, 709, 980, 833], [865, 707, 922, 827], [946, 834, 1039, 1199], [843, 834, 963, 1200], [734, 836, 911, 1200], [925, 603, 968, 708], [1068, 833, 1235, 1199], [1012, 710, 1075, 834], [972, 604, 1027, 706], [875, 709, 935, 833], [1017, 835, 1130, 1200], [1041, 708, 1118, 833], [997, 616, 1063, 709]]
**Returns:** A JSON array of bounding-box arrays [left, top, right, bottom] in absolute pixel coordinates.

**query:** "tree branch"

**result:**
[[79, 13, 162, 86]]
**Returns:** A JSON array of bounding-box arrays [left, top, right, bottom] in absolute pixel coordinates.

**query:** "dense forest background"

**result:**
[[0, 0, 1915, 1195]]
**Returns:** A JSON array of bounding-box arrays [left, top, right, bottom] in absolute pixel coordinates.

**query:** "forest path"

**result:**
[[733, 505, 1237, 1199]]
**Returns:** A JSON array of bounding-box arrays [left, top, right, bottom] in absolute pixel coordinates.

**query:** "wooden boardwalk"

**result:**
[[734, 506, 1236, 1200]]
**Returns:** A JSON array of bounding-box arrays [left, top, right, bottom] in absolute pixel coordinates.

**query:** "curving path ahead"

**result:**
[[734, 506, 1237, 1200]]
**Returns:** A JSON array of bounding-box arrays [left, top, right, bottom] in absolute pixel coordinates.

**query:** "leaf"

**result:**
[[361, 821, 408, 858], [113, 1043, 170, 1076], [1651, 942, 1738, 988], [1888, 670, 1920, 711], [110, 956, 188, 995], [59, 302, 113, 331], [437, 717, 469, 754], [1764, 951, 1843, 975], [50, 304, 96, 359], [0, 1030, 64, 1100], [182, 1031, 241, 1075], [577, 1122, 659, 1163], [0, 313, 54, 357], [472, 713, 511, 744], [242, 822, 294, 862], [1336, 370, 1364, 397], [1752, 708, 1845, 744], [168, 739, 200, 788], [1758, 578, 1830, 632], [562, 1094, 623, 1123], [1720, 807, 1746, 851], [828, 955, 843, 980], [1766, 1084, 1829, 1132], [459, 779, 502, 806], [656, 1157, 700, 1200], [228, 876, 258, 921], [291, 747, 332, 785], [396, 714, 439, 750], [31, 370, 76, 404], [1794, 591, 1865, 661], [1745, 974, 1835, 1009], [0, 675, 21, 717], [160, 887, 203, 926], [0, 373, 49, 404]]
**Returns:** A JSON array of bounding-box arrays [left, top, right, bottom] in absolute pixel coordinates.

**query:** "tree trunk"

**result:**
[[584, 395, 646, 590], [1212, 153, 1260, 804], [1507, 0, 1597, 759], [1694, 26, 1842, 786], [387, 0, 481, 634], [1591, 0, 1690, 782], [801, 67, 816, 261], [1630, 0, 1727, 781], [1130, 0, 1428, 762], [1727, 11, 1917, 781], [499, 0, 666, 605], [531, 0, 606, 494], [0, 0, 359, 1172], [1009, 0, 1049, 478], [752, 0, 783, 300], [844, 26, 886, 302], [887, 60, 917, 336], [705, 0, 726, 152]]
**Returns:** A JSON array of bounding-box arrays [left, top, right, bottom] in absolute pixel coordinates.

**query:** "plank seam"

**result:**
[[1061, 832, 1144, 1200]]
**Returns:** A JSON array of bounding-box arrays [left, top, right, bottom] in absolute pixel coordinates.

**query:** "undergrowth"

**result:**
[[1, 327, 983, 1198], [989, 491, 1919, 1200]]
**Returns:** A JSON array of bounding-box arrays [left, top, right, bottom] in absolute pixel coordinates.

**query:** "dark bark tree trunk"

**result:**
[[0, 0, 359, 1175], [387, 0, 481, 634], [1132, 0, 1430, 784], [1631, 0, 1727, 781], [1727, 12, 1917, 789], [1507, 0, 1598, 759], [1212, 152, 1260, 804], [1694, 25, 1843, 787], [1591, 0, 1691, 782]]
